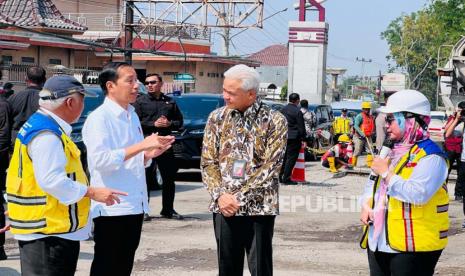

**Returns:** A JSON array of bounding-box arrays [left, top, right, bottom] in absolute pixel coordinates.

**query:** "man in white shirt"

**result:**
[[5, 75, 127, 275], [83, 62, 174, 276]]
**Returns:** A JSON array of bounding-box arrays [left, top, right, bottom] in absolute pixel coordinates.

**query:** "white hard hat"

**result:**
[[377, 89, 430, 116]]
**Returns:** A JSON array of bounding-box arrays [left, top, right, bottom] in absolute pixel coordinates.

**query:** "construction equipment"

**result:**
[[437, 37, 465, 112]]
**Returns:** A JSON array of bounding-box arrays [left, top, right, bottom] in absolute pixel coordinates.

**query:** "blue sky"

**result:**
[[212, 0, 430, 77]]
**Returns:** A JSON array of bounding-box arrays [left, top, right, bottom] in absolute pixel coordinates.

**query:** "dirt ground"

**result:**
[[1, 158, 465, 275]]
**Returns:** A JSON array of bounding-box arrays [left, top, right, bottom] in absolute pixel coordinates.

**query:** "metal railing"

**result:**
[[63, 13, 123, 32], [62, 13, 211, 41], [0, 63, 102, 85]]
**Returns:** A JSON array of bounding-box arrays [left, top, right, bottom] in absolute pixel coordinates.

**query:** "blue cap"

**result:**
[[40, 75, 97, 100]]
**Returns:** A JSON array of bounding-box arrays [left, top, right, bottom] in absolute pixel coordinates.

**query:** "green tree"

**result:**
[[280, 80, 288, 101], [382, 0, 465, 106]]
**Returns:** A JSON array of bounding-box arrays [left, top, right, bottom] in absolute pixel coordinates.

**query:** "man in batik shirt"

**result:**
[[201, 64, 287, 276]]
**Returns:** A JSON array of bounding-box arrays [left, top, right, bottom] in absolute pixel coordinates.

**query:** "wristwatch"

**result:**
[[381, 171, 389, 179]]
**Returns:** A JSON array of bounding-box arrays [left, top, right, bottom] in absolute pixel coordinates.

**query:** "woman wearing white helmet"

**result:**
[[359, 90, 449, 275]]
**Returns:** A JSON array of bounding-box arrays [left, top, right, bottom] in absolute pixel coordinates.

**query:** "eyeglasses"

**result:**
[[145, 80, 159, 85], [385, 115, 395, 124]]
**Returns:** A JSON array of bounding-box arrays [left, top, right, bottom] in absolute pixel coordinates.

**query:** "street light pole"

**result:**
[[124, 1, 134, 64]]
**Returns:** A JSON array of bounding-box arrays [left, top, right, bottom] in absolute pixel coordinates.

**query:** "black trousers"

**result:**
[[280, 139, 301, 182], [446, 150, 465, 197], [144, 159, 158, 203], [0, 190, 5, 249], [19, 237, 80, 276], [0, 148, 8, 248], [156, 150, 178, 216], [213, 213, 275, 276], [90, 214, 144, 276], [367, 249, 442, 276]]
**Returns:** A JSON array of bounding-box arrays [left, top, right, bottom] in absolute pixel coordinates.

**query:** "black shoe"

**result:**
[[0, 247, 7, 261], [282, 180, 298, 185], [160, 210, 184, 220], [143, 213, 152, 221], [455, 195, 463, 202]]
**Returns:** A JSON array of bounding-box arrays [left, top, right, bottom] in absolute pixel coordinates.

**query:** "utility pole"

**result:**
[[376, 70, 382, 104], [124, 1, 134, 64], [355, 57, 372, 86], [218, 4, 230, 56]]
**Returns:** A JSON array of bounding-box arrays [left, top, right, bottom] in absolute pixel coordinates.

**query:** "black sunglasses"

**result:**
[[145, 80, 159, 85], [385, 115, 395, 124]]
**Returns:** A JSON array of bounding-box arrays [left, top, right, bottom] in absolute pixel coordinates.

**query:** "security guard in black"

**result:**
[[133, 73, 184, 219]]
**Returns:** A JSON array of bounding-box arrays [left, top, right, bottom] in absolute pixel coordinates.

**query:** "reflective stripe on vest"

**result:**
[[6, 194, 46, 206], [437, 204, 449, 213], [361, 113, 374, 136], [402, 202, 415, 252], [360, 140, 449, 252], [6, 112, 90, 235], [333, 117, 351, 134], [9, 218, 46, 230]]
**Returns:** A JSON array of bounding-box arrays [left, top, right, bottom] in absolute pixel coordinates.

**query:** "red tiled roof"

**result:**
[[249, 44, 288, 66], [0, 0, 87, 32]]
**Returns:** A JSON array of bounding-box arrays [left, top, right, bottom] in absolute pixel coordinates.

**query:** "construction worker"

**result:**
[[332, 108, 352, 144], [321, 134, 353, 173], [360, 90, 449, 275], [352, 102, 375, 167], [4, 76, 128, 274]]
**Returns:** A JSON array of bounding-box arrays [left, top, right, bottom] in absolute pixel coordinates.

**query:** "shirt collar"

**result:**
[[231, 99, 262, 119], [103, 97, 135, 118], [149, 92, 164, 100], [39, 108, 72, 135]]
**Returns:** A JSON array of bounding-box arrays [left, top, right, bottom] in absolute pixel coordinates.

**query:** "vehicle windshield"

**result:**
[[431, 115, 445, 121], [176, 97, 224, 119], [82, 87, 104, 117]]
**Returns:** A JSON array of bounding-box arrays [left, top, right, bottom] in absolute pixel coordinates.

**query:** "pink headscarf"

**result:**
[[372, 113, 430, 242], [388, 114, 431, 168]]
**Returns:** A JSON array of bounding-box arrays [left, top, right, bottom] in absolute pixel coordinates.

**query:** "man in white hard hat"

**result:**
[[360, 90, 449, 275]]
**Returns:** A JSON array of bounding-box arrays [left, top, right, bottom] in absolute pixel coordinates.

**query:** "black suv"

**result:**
[[172, 94, 225, 169], [172, 95, 285, 169], [70, 85, 105, 171]]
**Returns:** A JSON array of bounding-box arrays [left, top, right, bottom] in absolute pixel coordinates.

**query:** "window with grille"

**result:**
[[21, 57, 35, 63]]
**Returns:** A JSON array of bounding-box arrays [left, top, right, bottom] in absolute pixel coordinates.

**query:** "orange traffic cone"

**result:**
[[291, 143, 307, 183], [347, 142, 353, 164]]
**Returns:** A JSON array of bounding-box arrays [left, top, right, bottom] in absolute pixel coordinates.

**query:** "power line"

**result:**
[[0, 22, 256, 62]]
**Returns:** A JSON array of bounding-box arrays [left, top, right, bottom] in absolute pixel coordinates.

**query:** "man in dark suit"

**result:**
[[280, 93, 306, 185], [8, 66, 46, 146]]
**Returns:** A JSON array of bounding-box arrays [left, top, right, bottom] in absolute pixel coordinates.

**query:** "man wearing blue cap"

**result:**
[[5, 75, 128, 275]]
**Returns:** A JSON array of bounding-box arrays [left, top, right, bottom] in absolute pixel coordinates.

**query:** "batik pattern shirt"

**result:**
[[201, 100, 287, 216]]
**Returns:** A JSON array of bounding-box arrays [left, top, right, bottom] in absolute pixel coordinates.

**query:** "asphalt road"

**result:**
[[1, 160, 465, 275]]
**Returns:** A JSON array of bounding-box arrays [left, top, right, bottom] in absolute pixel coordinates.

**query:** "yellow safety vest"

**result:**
[[6, 112, 90, 235], [332, 116, 351, 135], [360, 139, 449, 252]]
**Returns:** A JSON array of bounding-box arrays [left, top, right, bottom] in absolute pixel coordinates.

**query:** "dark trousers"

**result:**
[[213, 213, 275, 276], [0, 148, 8, 248], [19, 237, 80, 276], [367, 249, 442, 276], [280, 139, 302, 182], [0, 190, 4, 249], [90, 214, 144, 276], [156, 150, 178, 216], [446, 150, 465, 197], [145, 160, 158, 203]]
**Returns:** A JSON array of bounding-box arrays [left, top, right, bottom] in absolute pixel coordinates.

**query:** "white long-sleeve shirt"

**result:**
[[15, 108, 90, 241], [362, 154, 448, 253], [82, 97, 149, 218]]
